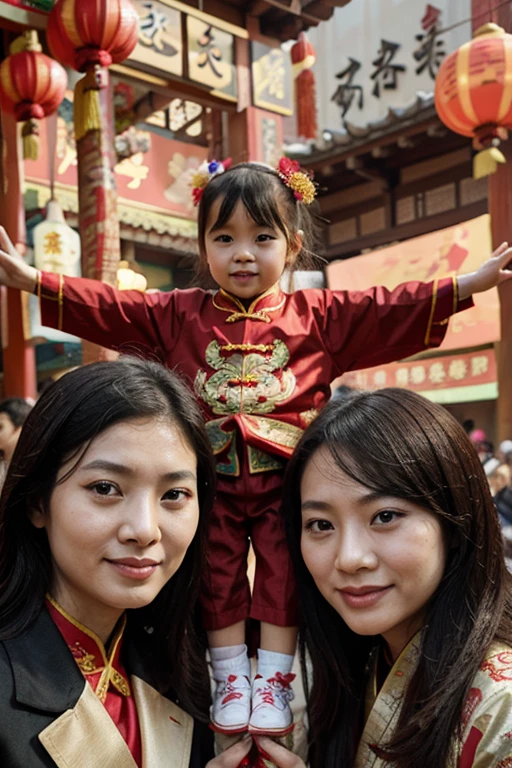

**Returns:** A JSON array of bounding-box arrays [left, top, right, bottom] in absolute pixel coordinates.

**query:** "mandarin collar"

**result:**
[[46, 595, 131, 702], [212, 283, 285, 323]]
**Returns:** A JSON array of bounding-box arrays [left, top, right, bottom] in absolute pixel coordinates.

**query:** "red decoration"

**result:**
[[0, 31, 67, 160], [47, 0, 139, 140], [291, 32, 317, 141], [435, 23, 512, 178]]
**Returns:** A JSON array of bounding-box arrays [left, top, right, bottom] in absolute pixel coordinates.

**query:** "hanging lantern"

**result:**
[[33, 199, 81, 278], [291, 32, 318, 141], [46, 0, 139, 141], [435, 23, 512, 179], [0, 31, 67, 160]]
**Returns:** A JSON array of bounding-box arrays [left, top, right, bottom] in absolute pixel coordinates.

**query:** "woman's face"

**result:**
[[31, 417, 200, 642], [300, 446, 446, 661]]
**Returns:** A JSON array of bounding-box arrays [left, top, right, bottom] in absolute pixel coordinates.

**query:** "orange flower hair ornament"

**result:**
[[277, 156, 317, 205], [190, 158, 232, 206]]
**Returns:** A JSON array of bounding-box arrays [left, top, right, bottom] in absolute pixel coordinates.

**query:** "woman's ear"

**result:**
[[28, 504, 46, 529]]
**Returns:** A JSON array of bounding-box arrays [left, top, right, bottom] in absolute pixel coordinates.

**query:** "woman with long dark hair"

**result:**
[[0, 357, 216, 767], [230, 388, 512, 768]]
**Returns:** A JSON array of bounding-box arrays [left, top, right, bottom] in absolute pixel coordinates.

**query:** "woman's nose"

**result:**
[[333, 530, 378, 573], [119, 497, 162, 547]]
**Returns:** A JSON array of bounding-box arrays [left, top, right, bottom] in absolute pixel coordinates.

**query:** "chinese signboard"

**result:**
[[326, 214, 498, 352], [130, 0, 183, 77], [341, 348, 496, 396], [251, 42, 293, 116], [187, 16, 236, 100], [307, 0, 470, 129]]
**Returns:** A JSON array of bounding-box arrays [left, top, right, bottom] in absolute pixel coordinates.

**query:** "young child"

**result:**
[[241, 388, 512, 768], [0, 158, 510, 738]]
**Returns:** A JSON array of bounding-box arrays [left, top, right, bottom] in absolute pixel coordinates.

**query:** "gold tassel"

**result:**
[[473, 147, 506, 179], [74, 68, 101, 142], [21, 119, 39, 160]]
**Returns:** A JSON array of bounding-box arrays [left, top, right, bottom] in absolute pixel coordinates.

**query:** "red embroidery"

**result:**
[[461, 687, 483, 730], [481, 651, 512, 682]]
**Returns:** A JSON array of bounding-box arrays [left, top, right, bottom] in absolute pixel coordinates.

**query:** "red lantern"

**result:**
[[0, 31, 67, 160], [291, 32, 318, 141], [435, 23, 512, 178], [47, 0, 139, 140]]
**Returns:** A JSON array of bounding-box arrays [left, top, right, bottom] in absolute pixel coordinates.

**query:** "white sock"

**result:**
[[256, 649, 294, 680], [210, 644, 250, 681]]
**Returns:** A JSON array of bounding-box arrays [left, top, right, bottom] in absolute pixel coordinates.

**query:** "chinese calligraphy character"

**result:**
[[429, 362, 446, 384], [395, 368, 409, 387], [331, 58, 364, 118], [471, 355, 489, 377], [371, 40, 406, 98], [197, 25, 223, 79], [410, 365, 426, 385], [44, 232, 62, 256], [373, 370, 387, 387], [139, 2, 178, 56], [448, 359, 468, 381], [413, 4, 446, 79]]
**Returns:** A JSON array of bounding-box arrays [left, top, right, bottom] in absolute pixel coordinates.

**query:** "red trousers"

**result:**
[[200, 462, 299, 631]]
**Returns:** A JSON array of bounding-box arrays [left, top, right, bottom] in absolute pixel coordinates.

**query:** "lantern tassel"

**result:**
[[21, 119, 39, 160], [295, 69, 317, 140], [473, 147, 506, 179], [74, 68, 101, 142]]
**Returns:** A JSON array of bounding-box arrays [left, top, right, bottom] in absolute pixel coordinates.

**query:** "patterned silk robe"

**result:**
[[357, 635, 512, 768]]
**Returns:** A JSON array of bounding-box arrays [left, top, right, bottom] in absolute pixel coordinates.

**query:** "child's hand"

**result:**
[[458, 241, 512, 299], [0, 227, 37, 293]]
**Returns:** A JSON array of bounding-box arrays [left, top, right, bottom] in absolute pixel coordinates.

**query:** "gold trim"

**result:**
[[424, 278, 439, 347], [220, 343, 275, 353], [57, 274, 64, 331], [252, 97, 293, 116], [212, 285, 285, 322]]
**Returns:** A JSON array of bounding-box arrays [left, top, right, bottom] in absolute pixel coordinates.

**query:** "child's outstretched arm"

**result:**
[[458, 241, 512, 299], [0, 227, 185, 358]]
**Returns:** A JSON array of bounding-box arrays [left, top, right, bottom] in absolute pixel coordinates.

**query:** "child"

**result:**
[[0, 158, 510, 737], [0, 357, 216, 767], [249, 388, 512, 768]]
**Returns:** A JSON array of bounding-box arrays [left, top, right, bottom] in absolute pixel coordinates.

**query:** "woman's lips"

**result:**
[[106, 557, 160, 580], [337, 585, 393, 608]]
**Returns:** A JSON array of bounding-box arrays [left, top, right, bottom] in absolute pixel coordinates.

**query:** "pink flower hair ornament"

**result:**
[[190, 158, 232, 206]]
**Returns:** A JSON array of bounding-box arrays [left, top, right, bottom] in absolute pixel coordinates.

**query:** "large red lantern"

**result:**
[[291, 32, 318, 141], [46, 0, 139, 140], [0, 31, 67, 160], [435, 23, 512, 179]]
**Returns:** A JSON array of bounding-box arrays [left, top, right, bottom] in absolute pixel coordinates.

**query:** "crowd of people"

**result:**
[[0, 158, 512, 766]]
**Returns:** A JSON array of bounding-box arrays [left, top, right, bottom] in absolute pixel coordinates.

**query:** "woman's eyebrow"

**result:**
[[78, 460, 196, 483]]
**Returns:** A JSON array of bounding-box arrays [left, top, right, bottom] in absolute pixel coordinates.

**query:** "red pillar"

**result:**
[[0, 111, 37, 398], [472, 0, 512, 441]]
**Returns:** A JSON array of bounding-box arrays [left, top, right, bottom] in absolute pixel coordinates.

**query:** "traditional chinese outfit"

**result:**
[[0, 598, 213, 767], [357, 634, 512, 767], [36, 271, 472, 630]]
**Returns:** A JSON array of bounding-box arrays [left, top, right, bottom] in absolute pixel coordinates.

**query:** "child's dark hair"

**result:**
[[196, 162, 321, 280], [0, 397, 32, 428]]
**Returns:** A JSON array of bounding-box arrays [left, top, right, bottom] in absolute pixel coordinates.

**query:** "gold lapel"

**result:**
[[355, 634, 421, 768], [38, 683, 137, 768], [132, 675, 194, 768]]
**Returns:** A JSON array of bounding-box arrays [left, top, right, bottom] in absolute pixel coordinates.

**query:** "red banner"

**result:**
[[326, 214, 498, 351]]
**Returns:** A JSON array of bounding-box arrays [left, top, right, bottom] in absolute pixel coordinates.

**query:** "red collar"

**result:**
[[212, 284, 285, 323], [45, 595, 131, 702]]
